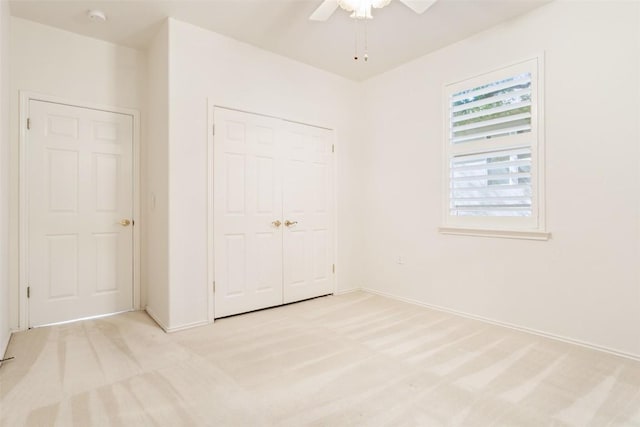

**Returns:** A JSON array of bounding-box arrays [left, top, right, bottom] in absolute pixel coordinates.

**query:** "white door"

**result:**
[[27, 100, 134, 327], [282, 122, 334, 303], [213, 108, 334, 318], [213, 108, 284, 317]]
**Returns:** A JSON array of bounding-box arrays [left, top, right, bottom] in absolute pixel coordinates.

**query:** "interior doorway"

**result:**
[[20, 94, 140, 327]]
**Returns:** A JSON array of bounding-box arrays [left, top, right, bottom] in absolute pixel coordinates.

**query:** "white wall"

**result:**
[[361, 1, 640, 357], [162, 18, 364, 329], [0, 1, 11, 358], [144, 21, 170, 328], [9, 18, 146, 328]]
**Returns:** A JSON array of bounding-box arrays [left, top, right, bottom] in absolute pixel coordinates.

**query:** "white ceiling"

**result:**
[[8, 0, 548, 81]]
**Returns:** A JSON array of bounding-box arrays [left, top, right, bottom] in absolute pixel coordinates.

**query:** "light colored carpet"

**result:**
[[1, 291, 639, 426]]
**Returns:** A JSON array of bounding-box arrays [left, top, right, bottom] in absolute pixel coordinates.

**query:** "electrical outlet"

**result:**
[[397, 256, 405, 265]]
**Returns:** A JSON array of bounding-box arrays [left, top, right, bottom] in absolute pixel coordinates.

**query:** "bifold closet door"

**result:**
[[282, 122, 334, 303], [213, 108, 284, 318]]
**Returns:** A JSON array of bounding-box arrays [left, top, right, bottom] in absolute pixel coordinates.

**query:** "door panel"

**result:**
[[282, 122, 334, 304], [47, 149, 78, 212], [94, 232, 119, 292], [225, 234, 247, 296], [46, 234, 79, 298], [94, 154, 119, 211], [213, 108, 283, 317], [28, 100, 134, 327]]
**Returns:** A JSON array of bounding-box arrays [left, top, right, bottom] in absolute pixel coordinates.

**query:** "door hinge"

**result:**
[[212, 124, 215, 136], [27, 286, 30, 298], [27, 118, 31, 130], [132, 219, 135, 226], [332, 264, 335, 274], [332, 144, 335, 153], [213, 281, 216, 293]]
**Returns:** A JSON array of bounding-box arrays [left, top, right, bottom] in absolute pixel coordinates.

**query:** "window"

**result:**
[[441, 58, 547, 239]]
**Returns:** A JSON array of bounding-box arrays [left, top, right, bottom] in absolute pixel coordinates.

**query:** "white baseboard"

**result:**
[[0, 330, 12, 366], [164, 319, 209, 333], [145, 306, 209, 333], [334, 287, 362, 295], [362, 288, 640, 362]]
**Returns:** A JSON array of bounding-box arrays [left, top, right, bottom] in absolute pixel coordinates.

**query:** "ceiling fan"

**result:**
[[309, 0, 437, 21]]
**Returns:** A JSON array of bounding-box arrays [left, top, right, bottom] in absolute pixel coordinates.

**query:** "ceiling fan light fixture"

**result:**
[[87, 9, 107, 23], [308, 0, 437, 61], [337, 0, 392, 19], [309, 0, 435, 22]]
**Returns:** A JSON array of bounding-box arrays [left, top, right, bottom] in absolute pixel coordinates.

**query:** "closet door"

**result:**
[[213, 108, 283, 317], [282, 122, 334, 303]]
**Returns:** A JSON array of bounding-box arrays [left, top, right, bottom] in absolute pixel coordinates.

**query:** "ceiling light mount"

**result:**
[[87, 10, 107, 23]]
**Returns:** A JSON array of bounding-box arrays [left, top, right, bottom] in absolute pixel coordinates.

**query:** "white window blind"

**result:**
[[450, 148, 531, 217], [451, 73, 532, 144], [443, 58, 543, 232]]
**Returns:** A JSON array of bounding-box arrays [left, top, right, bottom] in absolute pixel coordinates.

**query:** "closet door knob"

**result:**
[[272, 220, 282, 228], [284, 220, 298, 227]]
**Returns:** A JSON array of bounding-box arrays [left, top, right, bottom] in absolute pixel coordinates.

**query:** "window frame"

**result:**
[[440, 56, 549, 240]]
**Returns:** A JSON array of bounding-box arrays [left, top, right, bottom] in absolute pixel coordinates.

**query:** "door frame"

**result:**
[[19, 91, 141, 329], [206, 102, 338, 322]]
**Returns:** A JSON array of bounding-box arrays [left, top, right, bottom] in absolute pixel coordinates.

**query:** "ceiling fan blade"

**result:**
[[309, 0, 340, 21], [399, 0, 437, 14]]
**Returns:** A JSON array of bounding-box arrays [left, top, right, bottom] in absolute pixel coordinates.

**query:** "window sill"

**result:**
[[438, 226, 551, 241]]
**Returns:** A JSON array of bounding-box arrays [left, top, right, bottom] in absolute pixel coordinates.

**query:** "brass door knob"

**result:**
[[119, 219, 131, 226], [272, 220, 282, 228], [284, 220, 298, 227]]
